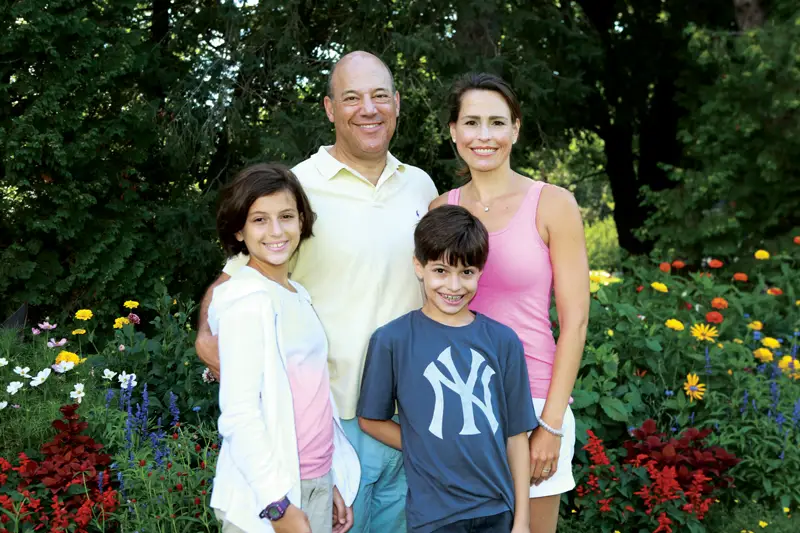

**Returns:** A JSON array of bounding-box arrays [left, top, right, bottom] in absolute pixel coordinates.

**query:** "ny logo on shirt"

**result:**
[[423, 347, 499, 439]]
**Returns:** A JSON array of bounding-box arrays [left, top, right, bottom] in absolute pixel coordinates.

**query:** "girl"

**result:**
[[208, 163, 360, 533], [430, 74, 590, 533]]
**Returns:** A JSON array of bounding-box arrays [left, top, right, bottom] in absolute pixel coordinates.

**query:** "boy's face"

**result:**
[[414, 256, 482, 319]]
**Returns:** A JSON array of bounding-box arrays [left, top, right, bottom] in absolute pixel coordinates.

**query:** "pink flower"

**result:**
[[119, 345, 126, 352], [127, 313, 140, 325], [47, 338, 67, 348], [37, 321, 57, 330], [31, 328, 41, 336]]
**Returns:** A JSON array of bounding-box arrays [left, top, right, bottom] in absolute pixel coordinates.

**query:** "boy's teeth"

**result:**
[[442, 294, 462, 301]]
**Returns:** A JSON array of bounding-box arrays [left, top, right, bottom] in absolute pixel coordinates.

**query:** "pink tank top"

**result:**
[[448, 182, 556, 399]]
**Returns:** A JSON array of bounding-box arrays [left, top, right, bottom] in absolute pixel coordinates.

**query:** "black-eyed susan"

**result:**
[[691, 323, 719, 342], [684, 373, 706, 402]]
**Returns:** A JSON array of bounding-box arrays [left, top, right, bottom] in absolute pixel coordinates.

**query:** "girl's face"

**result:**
[[236, 189, 302, 268], [449, 89, 519, 174]]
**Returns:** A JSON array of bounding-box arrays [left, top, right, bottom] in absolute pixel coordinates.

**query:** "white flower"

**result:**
[[30, 368, 52, 387], [118, 371, 137, 389], [47, 338, 67, 348], [0, 401, 7, 410], [7, 381, 24, 395], [13, 366, 32, 378], [118, 344, 125, 352], [102, 369, 118, 381], [0, 358, 7, 367], [52, 361, 75, 374], [70, 383, 86, 403], [202, 367, 218, 383]]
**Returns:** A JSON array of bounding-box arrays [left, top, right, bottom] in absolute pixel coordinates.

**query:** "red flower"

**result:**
[[195, 444, 202, 452], [733, 272, 748, 282], [139, 459, 146, 467], [793, 236, 800, 245], [598, 498, 613, 512], [706, 311, 724, 324], [767, 287, 783, 296], [176, 483, 183, 491], [671, 260, 686, 269], [685, 302, 693, 310], [659, 262, 671, 273], [653, 512, 673, 533], [708, 259, 723, 268], [172, 433, 179, 440], [194, 497, 201, 505], [636, 285, 644, 293]]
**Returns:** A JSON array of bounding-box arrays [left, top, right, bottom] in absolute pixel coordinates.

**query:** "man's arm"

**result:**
[[195, 272, 231, 379], [358, 418, 402, 450], [507, 433, 531, 532]]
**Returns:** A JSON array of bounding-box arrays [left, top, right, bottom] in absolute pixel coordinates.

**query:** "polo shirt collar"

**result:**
[[312, 145, 406, 186]]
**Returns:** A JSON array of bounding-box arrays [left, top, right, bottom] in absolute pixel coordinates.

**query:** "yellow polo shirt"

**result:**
[[223, 146, 438, 419]]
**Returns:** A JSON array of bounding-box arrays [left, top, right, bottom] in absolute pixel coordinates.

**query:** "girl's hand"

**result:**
[[529, 427, 561, 486], [332, 486, 354, 533]]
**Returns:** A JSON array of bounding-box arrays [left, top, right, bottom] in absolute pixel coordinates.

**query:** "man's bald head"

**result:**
[[326, 51, 396, 100]]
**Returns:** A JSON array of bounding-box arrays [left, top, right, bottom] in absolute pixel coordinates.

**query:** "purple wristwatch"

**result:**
[[259, 496, 290, 521]]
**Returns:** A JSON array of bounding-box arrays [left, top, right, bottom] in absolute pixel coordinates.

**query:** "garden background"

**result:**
[[1, 0, 799, 531]]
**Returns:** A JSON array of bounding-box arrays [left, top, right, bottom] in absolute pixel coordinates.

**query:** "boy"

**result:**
[[357, 205, 536, 533]]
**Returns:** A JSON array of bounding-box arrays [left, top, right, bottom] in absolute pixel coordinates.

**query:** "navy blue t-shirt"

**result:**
[[357, 310, 537, 533]]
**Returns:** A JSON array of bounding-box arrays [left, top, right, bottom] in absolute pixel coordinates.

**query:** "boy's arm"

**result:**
[[358, 418, 402, 450], [507, 433, 531, 532]]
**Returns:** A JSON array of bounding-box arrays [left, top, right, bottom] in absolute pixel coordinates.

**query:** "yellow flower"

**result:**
[[734, 338, 744, 344], [753, 348, 774, 363], [778, 355, 798, 372], [796, 300, 800, 306], [727, 369, 733, 375], [113, 317, 131, 329], [665, 319, 684, 331], [589, 270, 622, 286], [74, 309, 93, 321], [691, 323, 719, 342], [785, 507, 791, 513], [123, 300, 140, 309], [761, 337, 780, 350], [71, 329, 86, 335], [55, 351, 84, 365], [717, 342, 724, 348], [684, 373, 706, 402], [759, 521, 768, 528], [172, 299, 177, 305], [754, 249, 770, 260], [607, 329, 615, 337], [747, 321, 763, 331], [651, 281, 668, 293]]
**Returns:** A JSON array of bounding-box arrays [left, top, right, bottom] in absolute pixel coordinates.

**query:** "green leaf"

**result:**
[[644, 338, 663, 352], [599, 397, 629, 422], [570, 389, 600, 409]]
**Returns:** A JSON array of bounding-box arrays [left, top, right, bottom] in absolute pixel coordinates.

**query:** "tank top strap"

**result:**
[[447, 188, 461, 206], [526, 180, 547, 212], [524, 180, 549, 251]]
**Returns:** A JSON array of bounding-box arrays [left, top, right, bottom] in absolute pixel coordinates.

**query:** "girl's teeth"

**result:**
[[267, 242, 286, 250]]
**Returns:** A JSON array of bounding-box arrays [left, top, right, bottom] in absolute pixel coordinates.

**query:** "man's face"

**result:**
[[324, 55, 399, 160]]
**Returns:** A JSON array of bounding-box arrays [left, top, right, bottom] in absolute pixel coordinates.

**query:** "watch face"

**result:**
[[268, 507, 282, 520]]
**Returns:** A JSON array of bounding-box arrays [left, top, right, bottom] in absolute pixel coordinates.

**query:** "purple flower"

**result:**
[[127, 313, 141, 325], [105, 389, 115, 409], [741, 390, 749, 414], [753, 331, 762, 341], [665, 390, 674, 397], [31, 328, 41, 336], [98, 471, 105, 494], [168, 391, 180, 427], [704, 346, 712, 375]]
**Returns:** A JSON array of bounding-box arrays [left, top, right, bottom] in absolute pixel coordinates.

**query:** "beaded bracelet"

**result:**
[[536, 414, 565, 438]]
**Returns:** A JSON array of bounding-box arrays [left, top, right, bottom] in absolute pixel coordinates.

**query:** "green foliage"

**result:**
[[585, 217, 622, 270], [641, 8, 800, 259], [571, 235, 800, 508]]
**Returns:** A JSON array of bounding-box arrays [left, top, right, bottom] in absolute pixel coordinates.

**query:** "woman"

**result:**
[[430, 73, 590, 533]]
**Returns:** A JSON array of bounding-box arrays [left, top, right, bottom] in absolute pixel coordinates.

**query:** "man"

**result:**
[[195, 51, 439, 532]]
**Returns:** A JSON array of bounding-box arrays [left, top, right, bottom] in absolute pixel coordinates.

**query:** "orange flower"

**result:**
[[767, 287, 783, 296], [711, 297, 728, 310], [794, 236, 800, 245], [706, 311, 724, 324], [671, 260, 686, 269], [733, 272, 748, 282], [659, 262, 671, 273], [708, 259, 723, 268]]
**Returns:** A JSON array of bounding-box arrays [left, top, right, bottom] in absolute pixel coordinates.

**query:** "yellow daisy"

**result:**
[[71, 329, 86, 335], [753, 348, 774, 363], [754, 250, 770, 260], [684, 373, 706, 402], [747, 321, 763, 331], [113, 317, 131, 329], [123, 300, 140, 309], [761, 337, 780, 350], [691, 323, 719, 342]]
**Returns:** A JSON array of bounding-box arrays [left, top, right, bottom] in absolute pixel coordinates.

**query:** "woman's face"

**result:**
[[449, 89, 519, 174], [235, 189, 302, 268]]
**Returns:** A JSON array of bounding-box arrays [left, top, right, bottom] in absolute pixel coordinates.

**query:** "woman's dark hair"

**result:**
[[216, 163, 316, 257], [414, 205, 490, 270], [447, 72, 522, 180]]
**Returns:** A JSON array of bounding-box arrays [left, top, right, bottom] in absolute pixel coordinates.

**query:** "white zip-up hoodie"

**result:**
[[208, 266, 361, 533]]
